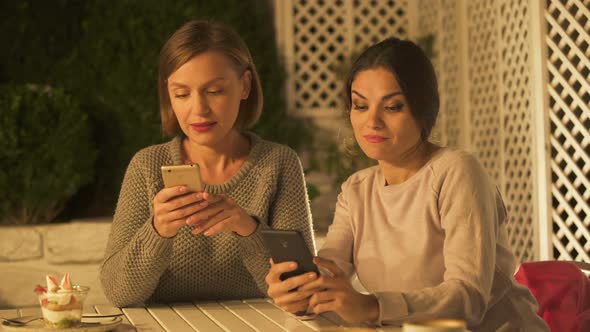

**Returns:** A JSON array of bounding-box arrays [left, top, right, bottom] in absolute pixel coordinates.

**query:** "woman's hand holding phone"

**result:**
[[153, 186, 257, 238], [153, 186, 207, 238], [298, 257, 380, 323], [156, 163, 257, 238], [265, 259, 318, 315], [185, 193, 258, 237]]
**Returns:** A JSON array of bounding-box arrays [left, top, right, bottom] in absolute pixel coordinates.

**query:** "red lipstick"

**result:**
[[190, 121, 216, 132], [364, 135, 388, 143]]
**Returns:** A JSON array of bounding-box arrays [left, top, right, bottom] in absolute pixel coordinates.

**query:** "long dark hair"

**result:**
[[344, 37, 439, 141]]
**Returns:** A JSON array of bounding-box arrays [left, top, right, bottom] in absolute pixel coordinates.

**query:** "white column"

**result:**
[[494, 0, 506, 196], [274, 0, 296, 114], [457, 0, 471, 151], [529, 0, 552, 260]]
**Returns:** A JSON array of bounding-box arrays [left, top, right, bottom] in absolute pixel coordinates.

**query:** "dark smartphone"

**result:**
[[260, 229, 319, 281]]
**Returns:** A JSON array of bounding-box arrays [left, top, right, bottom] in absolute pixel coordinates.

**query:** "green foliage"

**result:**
[[1, 0, 313, 218], [0, 84, 96, 224], [321, 137, 376, 185], [416, 34, 437, 60], [306, 183, 320, 201]]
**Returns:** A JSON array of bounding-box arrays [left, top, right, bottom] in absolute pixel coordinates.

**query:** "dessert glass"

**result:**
[[38, 285, 90, 328]]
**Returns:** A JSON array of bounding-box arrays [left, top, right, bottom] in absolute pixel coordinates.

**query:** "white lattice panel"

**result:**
[[413, 0, 464, 147], [291, 0, 347, 109], [546, 0, 590, 261], [415, 0, 444, 144], [275, 0, 590, 263], [352, 0, 408, 50], [499, 0, 536, 261], [282, 0, 408, 112], [439, 0, 463, 148], [467, 0, 503, 185]]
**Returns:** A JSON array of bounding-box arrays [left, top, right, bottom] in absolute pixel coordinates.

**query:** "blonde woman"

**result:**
[[100, 20, 314, 307]]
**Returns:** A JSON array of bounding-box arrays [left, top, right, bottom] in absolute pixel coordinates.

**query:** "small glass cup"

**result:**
[[38, 285, 90, 328]]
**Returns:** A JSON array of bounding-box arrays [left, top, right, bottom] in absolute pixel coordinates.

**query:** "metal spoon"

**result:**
[[0, 316, 42, 326], [1, 313, 123, 326]]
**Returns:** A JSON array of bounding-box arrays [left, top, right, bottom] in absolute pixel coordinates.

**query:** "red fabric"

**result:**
[[514, 261, 590, 332]]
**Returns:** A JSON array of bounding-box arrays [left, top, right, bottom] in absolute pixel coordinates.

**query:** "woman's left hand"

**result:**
[[299, 257, 380, 323], [185, 192, 257, 237]]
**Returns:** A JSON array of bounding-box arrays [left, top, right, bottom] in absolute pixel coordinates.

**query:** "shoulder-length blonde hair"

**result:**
[[158, 20, 263, 136]]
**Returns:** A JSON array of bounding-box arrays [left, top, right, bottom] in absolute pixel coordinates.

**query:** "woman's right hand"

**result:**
[[153, 186, 207, 238], [265, 259, 318, 315]]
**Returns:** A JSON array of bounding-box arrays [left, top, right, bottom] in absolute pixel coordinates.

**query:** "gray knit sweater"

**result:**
[[100, 133, 315, 307]]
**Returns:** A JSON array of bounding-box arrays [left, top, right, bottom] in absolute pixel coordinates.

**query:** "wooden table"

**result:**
[[1, 299, 402, 331]]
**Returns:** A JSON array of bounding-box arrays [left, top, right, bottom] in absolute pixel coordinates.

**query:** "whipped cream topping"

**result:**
[[43, 273, 77, 306]]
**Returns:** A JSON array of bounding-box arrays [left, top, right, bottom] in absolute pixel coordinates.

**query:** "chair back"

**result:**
[[514, 261, 590, 332]]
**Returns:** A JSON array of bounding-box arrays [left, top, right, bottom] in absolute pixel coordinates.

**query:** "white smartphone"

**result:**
[[161, 164, 203, 192]]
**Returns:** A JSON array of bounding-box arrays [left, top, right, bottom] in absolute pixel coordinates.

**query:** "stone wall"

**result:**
[[0, 219, 111, 308], [0, 219, 330, 309]]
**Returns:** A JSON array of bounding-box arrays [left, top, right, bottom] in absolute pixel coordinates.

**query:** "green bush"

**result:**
[[0, 0, 314, 218], [0, 84, 96, 224]]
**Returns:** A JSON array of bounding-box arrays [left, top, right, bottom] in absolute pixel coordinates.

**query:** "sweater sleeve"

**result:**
[[100, 152, 174, 307], [235, 147, 316, 294], [376, 154, 499, 326], [317, 181, 355, 278]]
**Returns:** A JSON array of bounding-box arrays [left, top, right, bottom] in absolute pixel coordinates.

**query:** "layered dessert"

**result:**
[[34, 273, 89, 328]]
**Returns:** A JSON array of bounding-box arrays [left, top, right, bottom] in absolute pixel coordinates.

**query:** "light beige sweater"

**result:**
[[100, 133, 315, 307], [318, 148, 549, 331]]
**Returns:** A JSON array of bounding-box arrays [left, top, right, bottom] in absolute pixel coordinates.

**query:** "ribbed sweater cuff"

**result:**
[[138, 219, 174, 256], [374, 291, 409, 326], [235, 220, 270, 254]]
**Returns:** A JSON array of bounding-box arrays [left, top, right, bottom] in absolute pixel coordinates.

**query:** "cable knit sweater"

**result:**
[[100, 132, 315, 307]]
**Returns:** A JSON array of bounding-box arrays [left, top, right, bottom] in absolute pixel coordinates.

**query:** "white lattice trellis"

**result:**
[[352, 0, 408, 52], [499, 0, 536, 262], [274, 0, 590, 262], [410, 0, 590, 261], [546, 0, 590, 261], [413, 0, 444, 144], [275, 0, 408, 117], [291, 0, 347, 110], [439, 0, 464, 148], [466, 0, 504, 186], [412, 0, 465, 148]]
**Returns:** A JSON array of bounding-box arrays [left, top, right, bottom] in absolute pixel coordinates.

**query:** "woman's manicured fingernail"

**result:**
[[204, 230, 211, 236]]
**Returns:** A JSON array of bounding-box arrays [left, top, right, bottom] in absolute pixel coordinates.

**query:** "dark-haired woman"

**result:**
[[100, 20, 315, 307], [265, 38, 548, 331]]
